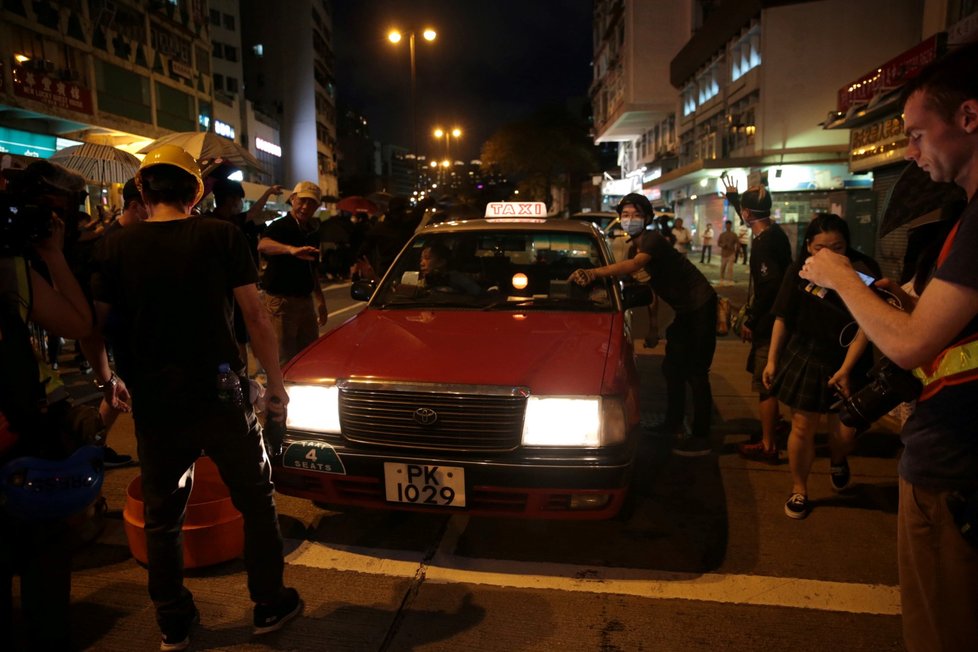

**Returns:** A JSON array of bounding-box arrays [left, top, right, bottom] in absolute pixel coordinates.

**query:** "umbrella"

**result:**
[[336, 195, 379, 214], [50, 143, 140, 185], [138, 132, 265, 173], [879, 162, 965, 236]]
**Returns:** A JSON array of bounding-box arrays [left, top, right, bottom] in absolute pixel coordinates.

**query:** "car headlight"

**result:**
[[285, 383, 341, 433], [521, 396, 626, 447]]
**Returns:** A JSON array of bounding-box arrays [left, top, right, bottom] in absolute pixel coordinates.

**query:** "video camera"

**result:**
[[0, 193, 54, 257], [833, 357, 922, 432]]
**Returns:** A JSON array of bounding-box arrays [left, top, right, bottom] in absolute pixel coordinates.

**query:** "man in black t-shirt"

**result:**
[[724, 182, 793, 462], [802, 43, 978, 651], [88, 145, 302, 648], [258, 181, 328, 364], [571, 192, 718, 457]]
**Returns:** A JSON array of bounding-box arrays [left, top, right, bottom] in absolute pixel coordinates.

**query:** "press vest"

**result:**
[[912, 220, 978, 400]]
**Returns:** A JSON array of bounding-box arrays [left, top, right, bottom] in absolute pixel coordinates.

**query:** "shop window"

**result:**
[[731, 23, 762, 82], [155, 81, 195, 132], [683, 83, 696, 117], [95, 59, 151, 123]]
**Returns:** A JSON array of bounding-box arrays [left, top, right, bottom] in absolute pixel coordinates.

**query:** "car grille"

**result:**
[[338, 381, 528, 452]]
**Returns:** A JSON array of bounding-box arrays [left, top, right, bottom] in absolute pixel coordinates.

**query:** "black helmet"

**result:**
[[616, 193, 652, 218]]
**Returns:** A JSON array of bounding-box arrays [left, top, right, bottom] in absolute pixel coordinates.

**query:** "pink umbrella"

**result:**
[[336, 196, 379, 214]]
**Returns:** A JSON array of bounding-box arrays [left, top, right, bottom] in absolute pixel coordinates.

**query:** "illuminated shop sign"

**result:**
[[214, 120, 235, 139], [837, 34, 943, 113], [10, 64, 94, 115], [849, 115, 908, 172], [0, 127, 57, 158], [255, 137, 282, 157]]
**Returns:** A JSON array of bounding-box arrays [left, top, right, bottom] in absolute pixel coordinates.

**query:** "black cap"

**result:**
[[616, 192, 652, 217], [741, 185, 772, 216], [122, 178, 141, 205]]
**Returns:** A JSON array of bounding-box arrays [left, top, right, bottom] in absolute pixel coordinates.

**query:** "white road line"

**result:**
[[285, 538, 900, 616]]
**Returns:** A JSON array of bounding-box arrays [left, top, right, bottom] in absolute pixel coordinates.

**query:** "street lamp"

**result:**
[[432, 126, 462, 160], [388, 27, 437, 188]]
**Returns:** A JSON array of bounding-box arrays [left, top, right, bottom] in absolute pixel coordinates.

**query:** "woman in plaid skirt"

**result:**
[[762, 214, 881, 519]]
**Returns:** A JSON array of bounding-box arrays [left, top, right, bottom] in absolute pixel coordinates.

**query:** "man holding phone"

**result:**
[[801, 42, 978, 651], [258, 181, 328, 364]]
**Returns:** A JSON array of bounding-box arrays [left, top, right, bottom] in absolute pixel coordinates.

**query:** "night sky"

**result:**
[[332, 0, 594, 162]]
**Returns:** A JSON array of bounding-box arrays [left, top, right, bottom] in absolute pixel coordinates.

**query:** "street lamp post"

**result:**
[[433, 126, 462, 160], [388, 27, 436, 189]]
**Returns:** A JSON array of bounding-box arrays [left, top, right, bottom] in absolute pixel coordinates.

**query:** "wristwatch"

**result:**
[[96, 372, 118, 391]]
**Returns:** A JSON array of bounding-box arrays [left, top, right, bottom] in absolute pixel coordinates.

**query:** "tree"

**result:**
[[480, 106, 596, 210]]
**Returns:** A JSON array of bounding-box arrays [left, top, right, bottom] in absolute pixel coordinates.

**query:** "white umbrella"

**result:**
[[138, 131, 265, 172], [50, 143, 140, 185]]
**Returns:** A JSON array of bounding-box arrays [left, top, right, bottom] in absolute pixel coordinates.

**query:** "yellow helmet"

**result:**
[[136, 144, 205, 206]]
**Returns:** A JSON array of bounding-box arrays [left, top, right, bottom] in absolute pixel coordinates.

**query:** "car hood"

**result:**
[[286, 309, 617, 395]]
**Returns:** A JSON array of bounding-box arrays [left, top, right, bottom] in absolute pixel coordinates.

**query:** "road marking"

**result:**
[[286, 538, 901, 616]]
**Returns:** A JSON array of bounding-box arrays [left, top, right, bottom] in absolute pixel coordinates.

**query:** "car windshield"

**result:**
[[371, 230, 615, 311]]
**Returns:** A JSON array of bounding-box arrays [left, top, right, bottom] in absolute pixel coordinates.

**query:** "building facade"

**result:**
[[240, 0, 337, 197], [591, 0, 927, 258]]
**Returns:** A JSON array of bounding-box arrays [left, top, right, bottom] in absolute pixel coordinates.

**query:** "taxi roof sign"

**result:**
[[485, 201, 547, 218]]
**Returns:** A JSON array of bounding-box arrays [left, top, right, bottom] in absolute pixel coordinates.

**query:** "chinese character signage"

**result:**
[[11, 65, 93, 115], [849, 115, 907, 172], [837, 35, 945, 113]]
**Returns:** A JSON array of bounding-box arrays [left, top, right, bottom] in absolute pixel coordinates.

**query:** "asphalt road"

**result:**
[[29, 271, 906, 651]]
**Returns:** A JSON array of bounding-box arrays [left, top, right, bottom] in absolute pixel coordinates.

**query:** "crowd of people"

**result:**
[[0, 40, 975, 652]]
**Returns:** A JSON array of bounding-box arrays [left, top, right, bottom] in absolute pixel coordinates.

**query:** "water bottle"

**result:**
[[216, 363, 245, 408]]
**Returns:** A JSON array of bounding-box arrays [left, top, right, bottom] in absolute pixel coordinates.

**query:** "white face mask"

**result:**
[[620, 217, 645, 236]]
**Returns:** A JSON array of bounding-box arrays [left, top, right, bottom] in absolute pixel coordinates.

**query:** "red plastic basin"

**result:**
[[123, 456, 244, 569]]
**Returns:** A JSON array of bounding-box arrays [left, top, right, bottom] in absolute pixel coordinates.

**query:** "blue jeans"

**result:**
[[135, 402, 285, 632]]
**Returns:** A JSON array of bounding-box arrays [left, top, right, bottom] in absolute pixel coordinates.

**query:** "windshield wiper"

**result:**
[[482, 296, 607, 311], [375, 299, 478, 309]]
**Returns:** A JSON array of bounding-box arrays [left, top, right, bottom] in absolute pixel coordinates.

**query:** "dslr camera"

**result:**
[[0, 193, 54, 257], [834, 357, 922, 432]]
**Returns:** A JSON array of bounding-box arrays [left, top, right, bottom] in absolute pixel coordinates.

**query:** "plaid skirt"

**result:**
[[770, 336, 847, 413]]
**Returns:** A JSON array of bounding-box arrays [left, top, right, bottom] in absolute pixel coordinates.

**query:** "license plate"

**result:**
[[383, 463, 465, 507]]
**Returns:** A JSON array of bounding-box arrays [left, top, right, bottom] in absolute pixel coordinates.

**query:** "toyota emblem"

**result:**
[[413, 407, 438, 426]]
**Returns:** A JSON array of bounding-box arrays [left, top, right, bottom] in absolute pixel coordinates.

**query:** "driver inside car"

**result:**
[[416, 243, 482, 296]]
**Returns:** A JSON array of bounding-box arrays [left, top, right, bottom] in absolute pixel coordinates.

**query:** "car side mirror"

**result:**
[[621, 283, 653, 309], [350, 279, 376, 302]]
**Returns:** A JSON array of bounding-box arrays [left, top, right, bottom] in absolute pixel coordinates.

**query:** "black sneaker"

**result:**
[[784, 493, 810, 519], [671, 435, 712, 457], [103, 447, 135, 468], [253, 587, 303, 635], [830, 458, 851, 492], [160, 609, 199, 652]]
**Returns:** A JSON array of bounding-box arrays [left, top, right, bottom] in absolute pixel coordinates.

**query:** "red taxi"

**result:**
[[272, 202, 652, 519]]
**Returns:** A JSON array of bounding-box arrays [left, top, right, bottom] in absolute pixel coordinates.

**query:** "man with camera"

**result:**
[[800, 42, 978, 651]]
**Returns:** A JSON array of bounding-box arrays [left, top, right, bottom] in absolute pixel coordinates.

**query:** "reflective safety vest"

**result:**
[[912, 219, 978, 401]]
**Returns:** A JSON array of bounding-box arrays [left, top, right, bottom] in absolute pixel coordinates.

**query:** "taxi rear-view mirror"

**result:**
[[351, 279, 376, 302]]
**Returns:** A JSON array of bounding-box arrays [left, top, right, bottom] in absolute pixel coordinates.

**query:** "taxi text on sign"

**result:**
[[484, 202, 547, 217]]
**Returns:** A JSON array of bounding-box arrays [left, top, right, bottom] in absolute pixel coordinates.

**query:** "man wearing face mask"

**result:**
[[572, 193, 718, 456]]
